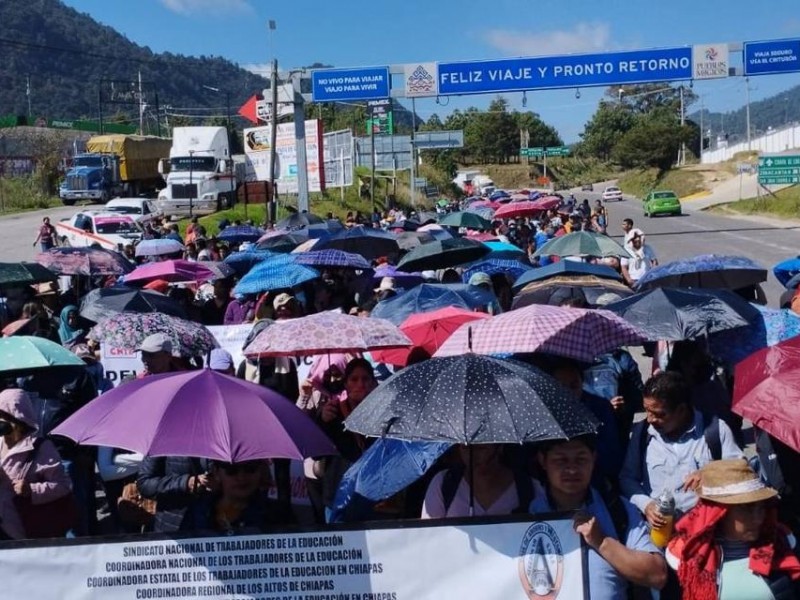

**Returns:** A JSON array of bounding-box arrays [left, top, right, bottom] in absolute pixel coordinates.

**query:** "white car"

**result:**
[[602, 186, 624, 202], [103, 198, 161, 225], [56, 212, 143, 251]]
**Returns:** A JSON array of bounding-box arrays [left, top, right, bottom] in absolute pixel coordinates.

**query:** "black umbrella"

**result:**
[[511, 275, 634, 309], [256, 231, 309, 253], [0, 262, 56, 289], [344, 354, 598, 444], [397, 237, 491, 272], [276, 212, 324, 230], [371, 283, 496, 325], [604, 287, 760, 341], [79, 286, 188, 323], [395, 231, 435, 251], [317, 226, 400, 260]]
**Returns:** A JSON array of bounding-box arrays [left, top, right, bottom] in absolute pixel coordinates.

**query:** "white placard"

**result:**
[[692, 43, 730, 80], [244, 120, 323, 193], [0, 517, 585, 599], [207, 324, 252, 371]]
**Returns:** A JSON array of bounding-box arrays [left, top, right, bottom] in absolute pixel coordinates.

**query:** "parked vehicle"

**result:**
[[602, 186, 624, 202], [59, 135, 171, 206], [581, 183, 594, 191], [643, 190, 682, 217], [156, 127, 242, 219], [56, 212, 142, 251], [104, 198, 162, 225]]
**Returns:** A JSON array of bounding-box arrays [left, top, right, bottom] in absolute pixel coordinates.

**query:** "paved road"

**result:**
[[575, 189, 798, 305], [0, 205, 77, 262]]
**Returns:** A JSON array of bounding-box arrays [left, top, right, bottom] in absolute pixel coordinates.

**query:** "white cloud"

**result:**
[[484, 22, 614, 57], [160, 0, 253, 16], [242, 63, 272, 76]]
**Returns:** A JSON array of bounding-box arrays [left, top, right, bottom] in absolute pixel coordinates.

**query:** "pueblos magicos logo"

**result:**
[[518, 522, 564, 599]]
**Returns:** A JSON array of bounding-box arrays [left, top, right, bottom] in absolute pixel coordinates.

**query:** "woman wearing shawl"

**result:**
[[666, 459, 800, 600], [58, 305, 85, 347]]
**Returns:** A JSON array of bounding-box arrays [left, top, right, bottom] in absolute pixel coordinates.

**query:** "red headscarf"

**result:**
[[669, 500, 800, 600]]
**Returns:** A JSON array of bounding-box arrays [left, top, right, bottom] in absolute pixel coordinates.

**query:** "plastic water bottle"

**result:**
[[650, 489, 675, 549]]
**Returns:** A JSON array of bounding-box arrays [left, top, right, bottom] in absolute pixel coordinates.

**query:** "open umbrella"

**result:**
[[317, 226, 400, 260], [217, 225, 264, 245], [0, 262, 56, 288], [371, 307, 490, 367], [345, 354, 597, 443], [635, 254, 767, 291], [371, 283, 497, 325], [223, 248, 279, 275], [135, 238, 184, 257], [395, 231, 435, 251], [397, 238, 491, 272], [293, 249, 371, 270], [36, 247, 132, 276], [732, 336, 800, 453], [435, 304, 647, 362], [0, 336, 85, 374], [483, 240, 527, 261], [773, 257, 800, 287], [464, 205, 496, 221], [123, 259, 218, 284], [463, 258, 532, 284], [79, 286, 188, 323], [52, 370, 337, 463], [604, 287, 760, 341], [89, 312, 217, 356], [493, 201, 550, 220], [511, 275, 633, 309], [233, 258, 318, 295], [256, 231, 309, 253], [438, 211, 492, 230], [372, 264, 425, 287], [276, 212, 324, 230], [243, 311, 411, 357], [533, 231, 628, 258], [513, 261, 621, 291], [708, 305, 800, 366]]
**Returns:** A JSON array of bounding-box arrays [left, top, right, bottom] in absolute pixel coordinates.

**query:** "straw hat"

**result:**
[[699, 459, 778, 505]]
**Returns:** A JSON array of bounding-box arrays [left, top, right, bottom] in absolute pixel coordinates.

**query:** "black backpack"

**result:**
[[440, 466, 534, 515]]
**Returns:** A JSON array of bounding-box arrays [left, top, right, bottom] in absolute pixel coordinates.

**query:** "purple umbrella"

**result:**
[[52, 370, 337, 463], [372, 264, 424, 286]]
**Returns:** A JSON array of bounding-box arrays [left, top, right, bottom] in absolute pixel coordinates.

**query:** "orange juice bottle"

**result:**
[[650, 489, 675, 549]]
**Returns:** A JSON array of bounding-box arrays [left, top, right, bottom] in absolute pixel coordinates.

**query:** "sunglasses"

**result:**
[[220, 463, 261, 476]]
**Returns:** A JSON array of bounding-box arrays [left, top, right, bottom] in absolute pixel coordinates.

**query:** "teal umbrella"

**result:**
[[438, 211, 492, 230], [0, 262, 56, 289], [533, 231, 629, 258], [0, 336, 85, 373]]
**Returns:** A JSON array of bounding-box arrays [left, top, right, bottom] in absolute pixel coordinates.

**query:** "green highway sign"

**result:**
[[759, 155, 800, 185], [520, 146, 570, 157], [520, 146, 544, 157], [545, 146, 571, 157]]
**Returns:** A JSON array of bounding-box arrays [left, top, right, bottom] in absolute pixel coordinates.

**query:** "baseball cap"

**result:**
[[208, 348, 234, 371], [273, 293, 294, 310], [138, 333, 173, 354], [374, 277, 396, 292], [468, 272, 492, 287]]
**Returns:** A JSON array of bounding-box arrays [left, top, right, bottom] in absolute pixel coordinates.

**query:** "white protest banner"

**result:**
[[208, 324, 252, 370], [101, 345, 144, 387], [0, 517, 586, 599]]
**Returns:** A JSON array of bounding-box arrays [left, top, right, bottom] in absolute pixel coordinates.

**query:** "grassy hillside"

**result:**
[[618, 168, 706, 199]]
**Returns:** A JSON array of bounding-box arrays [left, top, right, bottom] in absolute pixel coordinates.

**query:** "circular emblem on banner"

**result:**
[[518, 522, 564, 599]]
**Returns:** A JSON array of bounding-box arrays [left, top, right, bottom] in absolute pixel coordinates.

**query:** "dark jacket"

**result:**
[[137, 456, 209, 533], [179, 491, 293, 534]]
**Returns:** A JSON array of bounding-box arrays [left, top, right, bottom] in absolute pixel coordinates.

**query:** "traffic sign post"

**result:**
[[520, 146, 570, 157], [744, 39, 800, 77], [758, 155, 800, 185]]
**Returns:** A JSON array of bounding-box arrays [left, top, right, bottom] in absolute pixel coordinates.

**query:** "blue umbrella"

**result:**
[[223, 249, 282, 275], [489, 190, 509, 201], [464, 205, 496, 220], [774, 257, 800, 287], [217, 225, 264, 245], [371, 283, 497, 325], [483, 240, 528, 262], [513, 261, 621, 292], [636, 254, 767, 291], [233, 258, 318, 295], [463, 258, 533, 283], [329, 439, 451, 523], [293, 249, 371, 270], [709, 304, 800, 365]]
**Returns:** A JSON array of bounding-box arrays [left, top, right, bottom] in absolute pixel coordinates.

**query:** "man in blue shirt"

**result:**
[[531, 436, 667, 599], [620, 371, 742, 529]]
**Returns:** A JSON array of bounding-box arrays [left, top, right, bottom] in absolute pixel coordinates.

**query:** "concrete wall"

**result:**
[[701, 124, 800, 163]]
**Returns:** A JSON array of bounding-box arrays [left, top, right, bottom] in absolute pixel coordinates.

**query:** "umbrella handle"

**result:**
[[468, 326, 473, 353]]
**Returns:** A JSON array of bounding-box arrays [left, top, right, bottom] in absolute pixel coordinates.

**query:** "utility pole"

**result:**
[[268, 58, 279, 225], [138, 71, 144, 134], [370, 119, 376, 213], [699, 96, 704, 160], [746, 78, 752, 150], [26, 76, 32, 120], [678, 85, 686, 166], [409, 97, 417, 206]]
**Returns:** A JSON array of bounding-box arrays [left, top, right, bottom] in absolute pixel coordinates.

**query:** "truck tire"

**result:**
[[61, 198, 76, 206]]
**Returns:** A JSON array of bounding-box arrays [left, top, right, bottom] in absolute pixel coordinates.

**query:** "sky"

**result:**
[[62, 0, 800, 143]]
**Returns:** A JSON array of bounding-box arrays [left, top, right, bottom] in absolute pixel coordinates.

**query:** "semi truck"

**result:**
[[59, 134, 171, 206], [156, 126, 242, 219]]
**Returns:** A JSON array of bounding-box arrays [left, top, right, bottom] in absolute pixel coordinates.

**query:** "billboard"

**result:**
[[243, 120, 325, 194], [311, 67, 391, 102], [744, 38, 800, 76], [322, 129, 354, 188]]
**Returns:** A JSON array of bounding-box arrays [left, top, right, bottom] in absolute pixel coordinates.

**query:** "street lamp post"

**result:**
[[188, 149, 195, 218], [203, 84, 235, 212]]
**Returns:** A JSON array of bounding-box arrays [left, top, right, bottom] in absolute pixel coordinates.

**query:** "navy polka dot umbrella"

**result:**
[[344, 354, 598, 445]]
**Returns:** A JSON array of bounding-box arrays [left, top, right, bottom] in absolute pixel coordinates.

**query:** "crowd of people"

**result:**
[[0, 192, 798, 600]]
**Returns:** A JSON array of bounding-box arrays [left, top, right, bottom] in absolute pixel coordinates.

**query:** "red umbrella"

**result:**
[[465, 231, 498, 242], [371, 307, 490, 367], [494, 201, 550, 219], [124, 259, 217, 284], [733, 337, 800, 453]]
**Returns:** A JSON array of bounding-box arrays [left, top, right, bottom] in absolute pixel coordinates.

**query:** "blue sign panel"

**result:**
[[743, 39, 800, 76], [437, 47, 692, 96], [312, 67, 390, 102]]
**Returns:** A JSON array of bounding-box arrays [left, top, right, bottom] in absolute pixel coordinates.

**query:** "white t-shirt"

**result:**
[[421, 470, 534, 518], [621, 245, 657, 281]]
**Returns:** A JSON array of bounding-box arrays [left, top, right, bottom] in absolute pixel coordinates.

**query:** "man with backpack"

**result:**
[[619, 372, 742, 529]]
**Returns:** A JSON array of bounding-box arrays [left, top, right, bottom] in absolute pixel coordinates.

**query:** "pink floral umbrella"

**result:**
[[243, 311, 412, 358], [124, 259, 218, 284]]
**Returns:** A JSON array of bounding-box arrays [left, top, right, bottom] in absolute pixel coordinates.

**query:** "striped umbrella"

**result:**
[[234, 258, 319, 295], [293, 249, 371, 270]]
